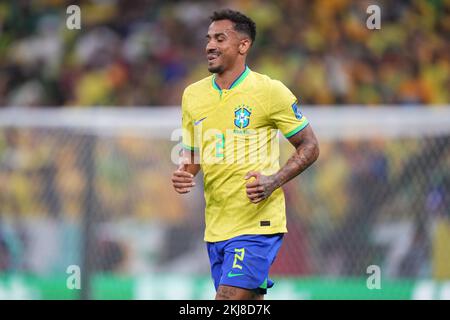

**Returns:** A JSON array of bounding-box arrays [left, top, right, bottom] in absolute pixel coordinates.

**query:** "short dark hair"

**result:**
[[210, 9, 256, 43]]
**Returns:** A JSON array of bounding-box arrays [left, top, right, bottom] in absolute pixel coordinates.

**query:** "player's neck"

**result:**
[[214, 63, 247, 90]]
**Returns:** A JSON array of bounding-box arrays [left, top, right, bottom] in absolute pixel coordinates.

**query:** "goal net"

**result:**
[[0, 106, 449, 299]]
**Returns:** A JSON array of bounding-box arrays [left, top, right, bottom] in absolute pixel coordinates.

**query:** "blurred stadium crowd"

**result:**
[[0, 0, 449, 284], [0, 0, 449, 107]]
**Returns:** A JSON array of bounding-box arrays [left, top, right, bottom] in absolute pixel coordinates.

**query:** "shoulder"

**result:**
[[249, 70, 290, 94], [183, 75, 213, 97], [248, 70, 272, 89], [249, 71, 296, 112], [182, 75, 213, 112]]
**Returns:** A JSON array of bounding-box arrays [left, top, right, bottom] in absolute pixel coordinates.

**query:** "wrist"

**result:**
[[270, 173, 283, 190]]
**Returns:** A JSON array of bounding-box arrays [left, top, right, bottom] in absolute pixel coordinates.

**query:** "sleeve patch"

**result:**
[[291, 101, 303, 120]]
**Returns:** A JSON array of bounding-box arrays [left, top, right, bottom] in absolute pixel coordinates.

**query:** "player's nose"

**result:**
[[206, 41, 217, 53]]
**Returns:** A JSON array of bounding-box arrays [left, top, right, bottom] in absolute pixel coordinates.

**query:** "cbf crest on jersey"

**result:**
[[234, 105, 252, 129], [291, 101, 303, 120]]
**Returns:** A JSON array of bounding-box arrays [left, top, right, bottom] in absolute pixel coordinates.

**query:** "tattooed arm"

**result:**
[[245, 125, 319, 203]]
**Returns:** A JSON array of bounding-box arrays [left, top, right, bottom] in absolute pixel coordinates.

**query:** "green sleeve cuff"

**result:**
[[284, 120, 310, 138]]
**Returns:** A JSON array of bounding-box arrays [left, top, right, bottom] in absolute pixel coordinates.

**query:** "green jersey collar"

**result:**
[[212, 65, 250, 92]]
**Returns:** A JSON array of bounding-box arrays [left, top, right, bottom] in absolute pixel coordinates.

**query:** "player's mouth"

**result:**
[[207, 52, 220, 63]]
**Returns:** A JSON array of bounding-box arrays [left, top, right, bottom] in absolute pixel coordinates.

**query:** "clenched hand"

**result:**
[[172, 160, 196, 194], [245, 171, 278, 204]]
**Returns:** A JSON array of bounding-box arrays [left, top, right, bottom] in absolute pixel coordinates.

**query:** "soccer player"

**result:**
[[171, 9, 319, 300]]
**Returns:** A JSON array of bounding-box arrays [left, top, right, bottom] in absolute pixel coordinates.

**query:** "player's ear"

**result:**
[[239, 38, 251, 55]]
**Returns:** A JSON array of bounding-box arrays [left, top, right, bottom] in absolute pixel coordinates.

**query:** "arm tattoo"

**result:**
[[274, 136, 319, 188]]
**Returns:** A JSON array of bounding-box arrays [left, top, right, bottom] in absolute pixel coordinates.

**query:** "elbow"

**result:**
[[311, 139, 320, 164], [305, 134, 320, 165], [295, 138, 319, 167]]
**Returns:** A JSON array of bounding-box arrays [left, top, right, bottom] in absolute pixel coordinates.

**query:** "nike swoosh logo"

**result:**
[[227, 271, 244, 278], [194, 117, 207, 126]]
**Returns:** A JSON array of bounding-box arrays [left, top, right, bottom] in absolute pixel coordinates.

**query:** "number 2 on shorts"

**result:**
[[232, 248, 245, 270]]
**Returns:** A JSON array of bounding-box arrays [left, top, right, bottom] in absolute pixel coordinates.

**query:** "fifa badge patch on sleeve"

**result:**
[[291, 101, 303, 120]]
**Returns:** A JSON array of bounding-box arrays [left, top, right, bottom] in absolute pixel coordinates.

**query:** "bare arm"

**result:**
[[245, 125, 319, 203], [183, 149, 201, 176], [273, 124, 320, 187]]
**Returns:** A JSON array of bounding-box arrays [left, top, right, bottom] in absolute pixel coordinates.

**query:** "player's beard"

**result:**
[[208, 64, 224, 74]]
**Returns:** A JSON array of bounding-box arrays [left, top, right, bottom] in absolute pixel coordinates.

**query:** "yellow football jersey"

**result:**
[[182, 66, 309, 242]]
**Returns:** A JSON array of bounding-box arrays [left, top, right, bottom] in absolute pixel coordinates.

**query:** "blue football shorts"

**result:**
[[206, 233, 284, 295]]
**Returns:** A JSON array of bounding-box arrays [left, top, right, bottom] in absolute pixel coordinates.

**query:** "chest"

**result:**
[[190, 90, 269, 132]]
